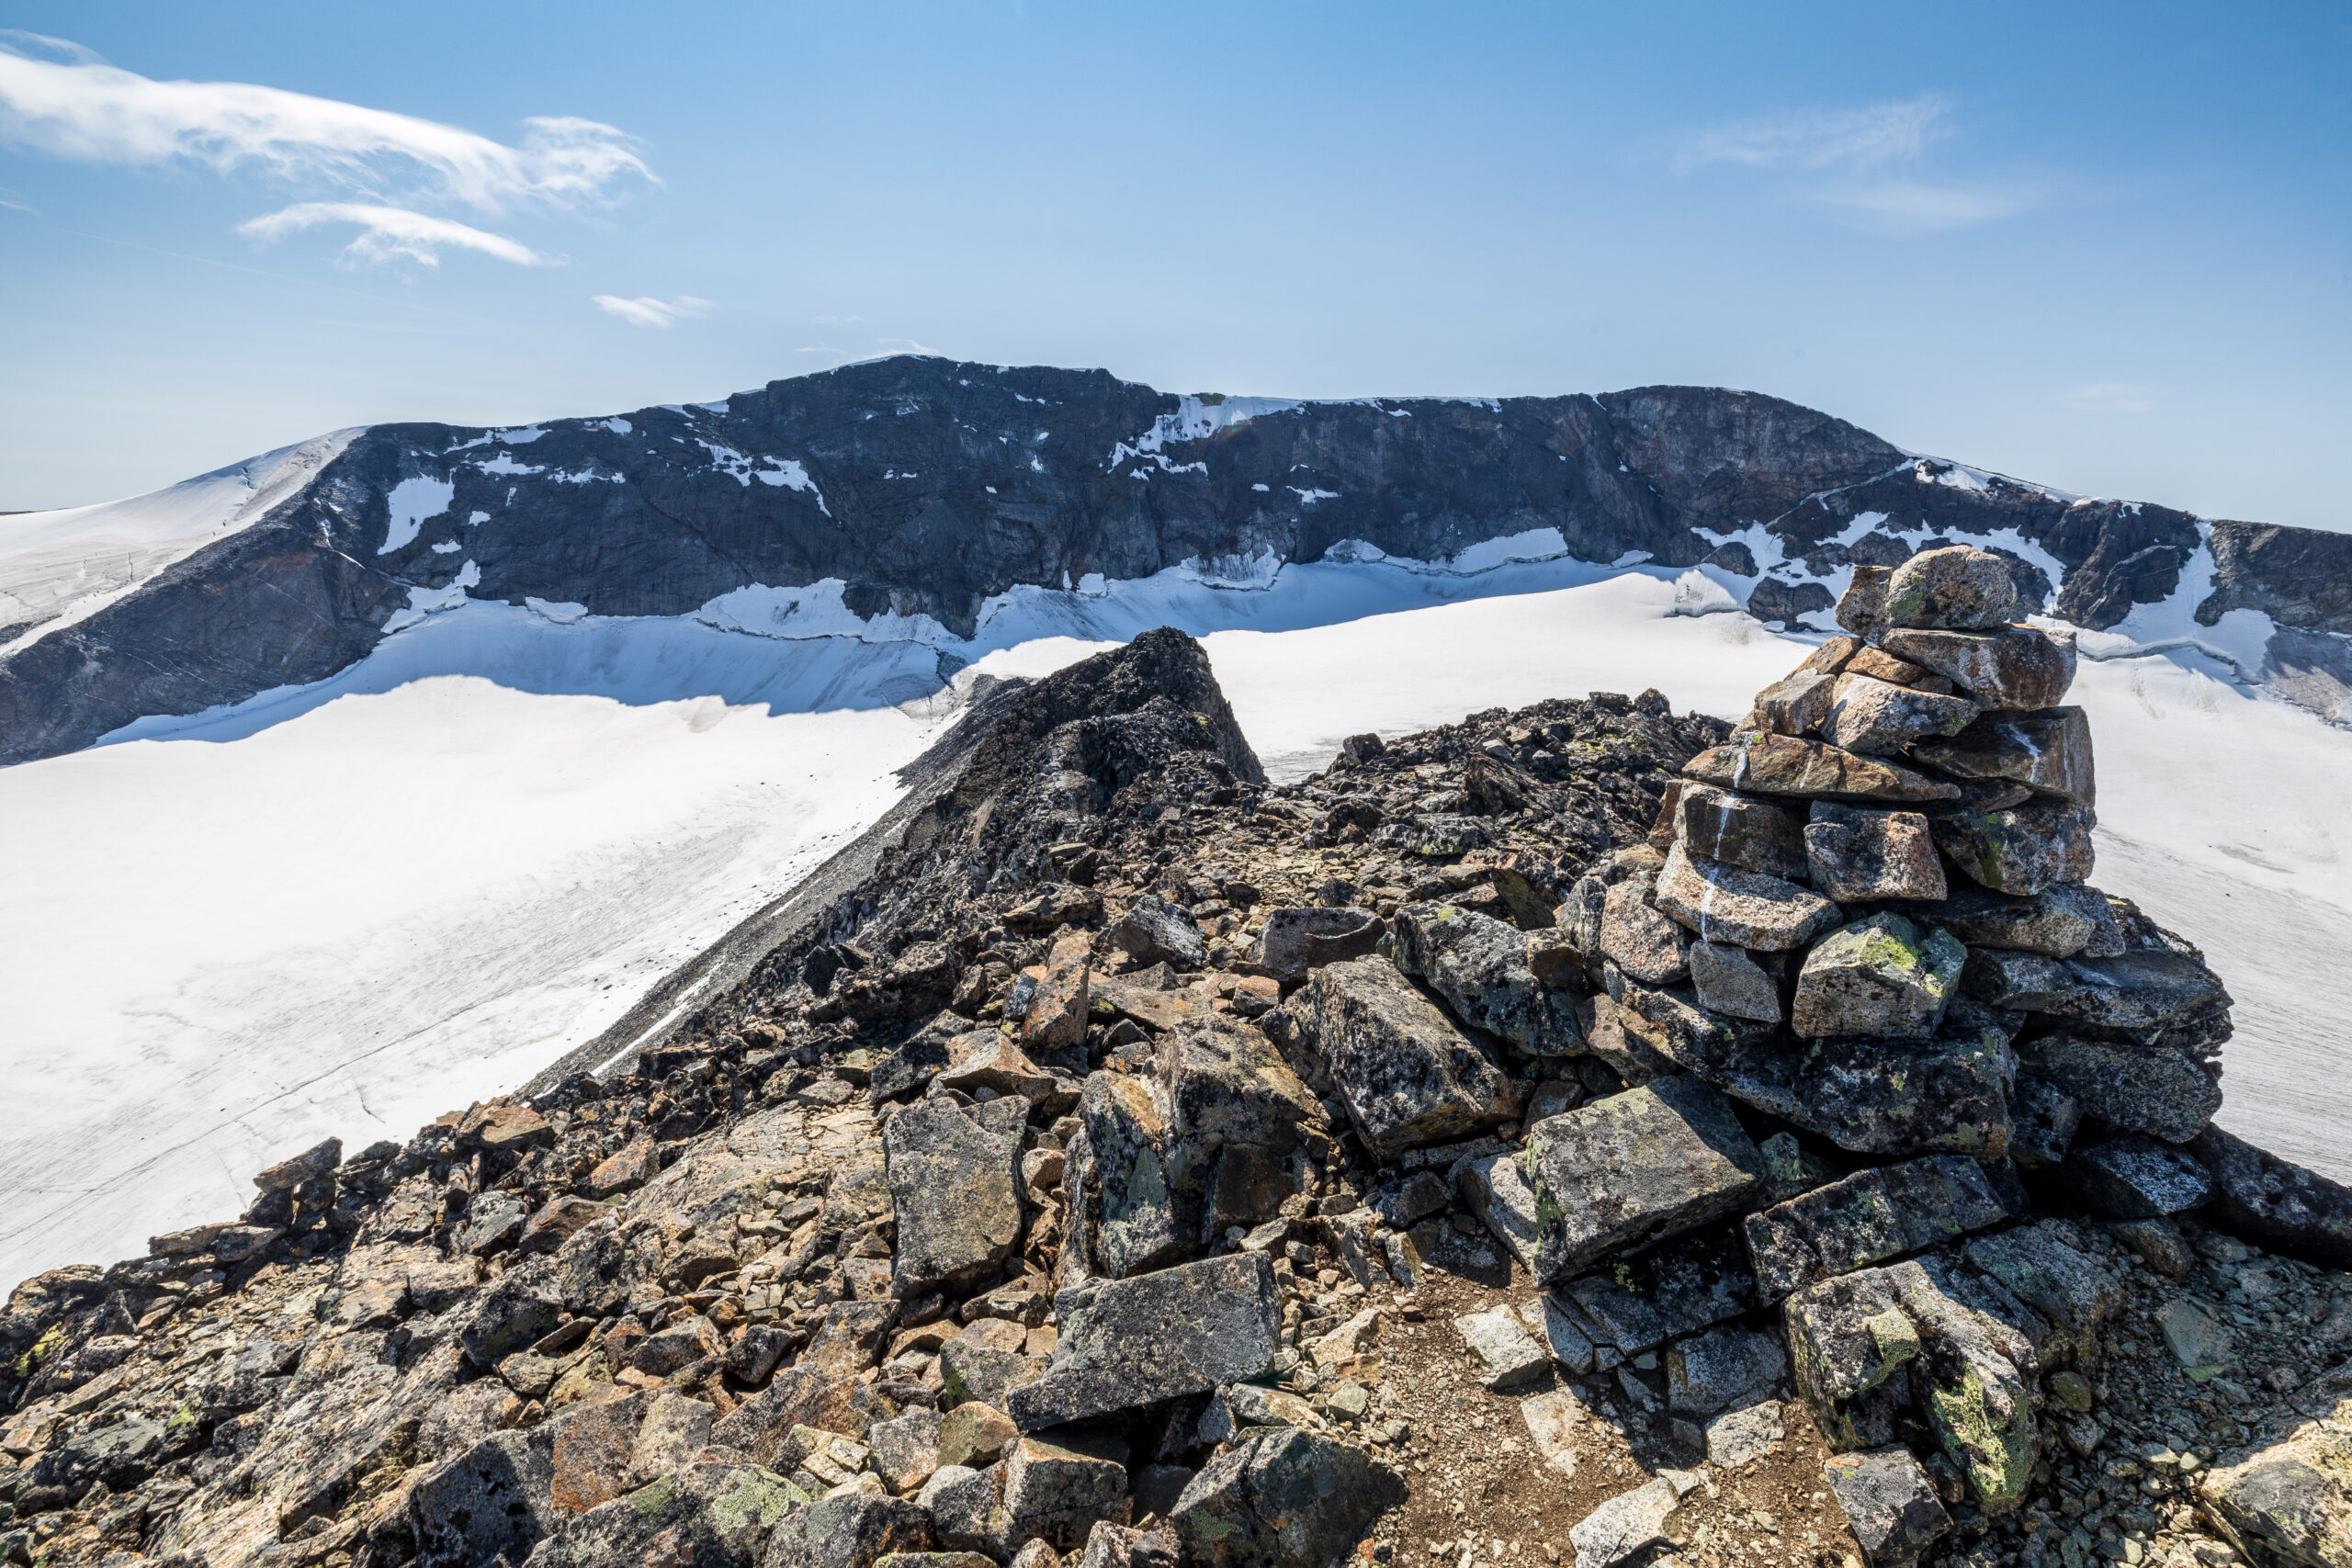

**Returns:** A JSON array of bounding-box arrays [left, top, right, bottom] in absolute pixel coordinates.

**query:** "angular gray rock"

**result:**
[[1598, 878, 1690, 984], [1743, 1169, 1907, 1303], [1114, 894, 1208, 969], [1523, 1076, 1767, 1285], [1931, 795, 2096, 896], [1007, 1253, 1279, 1429], [764, 1490, 935, 1568], [1453, 1303, 1551, 1390], [1305, 956, 1518, 1159], [2190, 1122, 2352, 1268], [1675, 784, 1806, 879], [2067, 1135, 2215, 1218], [1169, 1427, 1405, 1568], [407, 1426, 559, 1568], [1791, 914, 1967, 1041], [1964, 945, 2231, 1036], [1387, 901, 1584, 1055], [1255, 906, 1385, 983], [1567, 1477, 1681, 1568], [1837, 567, 1892, 642], [887, 1096, 1024, 1295], [2018, 1033, 2220, 1142], [1681, 731, 1960, 805], [1750, 666, 1840, 739], [1823, 673, 1981, 756], [1688, 940, 1781, 1024], [1823, 1448, 1953, 1567], [526, 1461, 809, 1568], [1563, 1223, 1758, 1352], [1664, 1325, 1786, 1414], [2199, 1408, 2352, 1568], [1653, 844, 1840, 952], [1912, 881, 2122, 958], [1910, 705, 2095, 807], [1453, 1150, 1543, 1272], [1804, 802, 1946, 902], [1882, 625, 2076, 710], [997, 1428, 1130, 1552]]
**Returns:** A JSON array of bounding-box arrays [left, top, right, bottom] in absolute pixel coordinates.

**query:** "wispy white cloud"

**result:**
[[809, 311, 863, 326], [0, 34, 652, 264], [876, 337, 940, 355], [591, 294, 714, 328], [1675, 95, 1951, 175], [1673, 93, 2032, 232], [240, 202, 549, 266], [795, 344, 848, 355], [2062, 381, 2159, 414]]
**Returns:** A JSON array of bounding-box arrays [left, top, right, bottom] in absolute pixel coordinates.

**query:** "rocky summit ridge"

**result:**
[[7, 572, 2352, 1568], [8, 356, 2352, 767]]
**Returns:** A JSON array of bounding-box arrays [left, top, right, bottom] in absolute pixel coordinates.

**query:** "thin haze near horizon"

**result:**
[[0, 3, 2345, 530]]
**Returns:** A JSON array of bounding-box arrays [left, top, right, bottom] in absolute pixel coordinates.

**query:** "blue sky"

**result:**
[[1, 2, 2346, 526]]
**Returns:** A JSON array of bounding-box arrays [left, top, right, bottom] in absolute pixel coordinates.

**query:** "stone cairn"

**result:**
[[1536, 544, 2234, 1552]]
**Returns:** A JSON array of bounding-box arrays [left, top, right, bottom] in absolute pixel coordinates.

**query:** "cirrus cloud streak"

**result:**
[[239, 203, 551, 266]]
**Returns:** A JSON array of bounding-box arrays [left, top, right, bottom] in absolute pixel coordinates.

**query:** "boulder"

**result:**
[[1598, 879, 1690, 984], [1114, 895, 1207, 969], [1804, 803, 1946, 902], [2199, 1401, 2352, 1568], [1964, 945, 2231, 1038], [1742, 1169, 1907, 1304], [1453, 1151, 1543, 1272], [526, 1461, 809, 1568], [1305, 956, 1519, 1159], [712, 1367, 898, 1464], [998, 1428, 1130, 1552], [1616, 986, 2014, 1157], [1785, 1258, 2039, 1511], [937, 1338, 1047, 1410], [1664, 1325, 1786, 1415], [626, 1390, 714, 1488], [1958, 1220, 2124, 1367], [1836, 566, 1892, 642], [1883, 545, 2020, 631], [2066, 1135, 2215, 1218], [407, 1426, 560, 1568], [1791, 914, 1967, 1041], [1654, 843, 1841, 953], [1881, 625, 2075, 710], [1387, 901, 1584, 1055], [1908, 881, 2122, 958], [1688, 941, 1781, 1024], [1561, 1223, 1757, 1352], [1823, 1448, 1953, 1568], [936, 1402, 1018, 1471], [1675, 784, 1806, 879], [2190, 1123, 2352, 1268], [936, 1034, 1058, 1101], [1910, 706, 2095, 807], [1453, 1304, 1551, 1391], [1007, 1253, 1279, 1429], [1023, 931, 1092, 1051], [868, 1406, 944, 1494], [1566, 1478, 1681, 1568], [1681, 732, 1961, 805], [1750, 666, 1841, 739], [254, 1136, 344, 1192], [886, 1096, 1024, 1296], [1931, 796, 2097, 896], [764, 1491, 934, 1568], [2017, 1033, 2219, 1143], [1169, 1427, 1405, 1568], [1823, 673, 1980, 756], [1706, 1402, 1784, 1469], [1255, 907, 1385, 982], [1075, 1523, 1182, 1568], [1522, 1076, 1767, 1285], [918, 1466, 1001, 1552], [1878, 1156, 2024, 1251]]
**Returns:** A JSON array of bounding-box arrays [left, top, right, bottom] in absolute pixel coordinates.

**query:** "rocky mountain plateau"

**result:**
[[6, 547, 2351, 1568]]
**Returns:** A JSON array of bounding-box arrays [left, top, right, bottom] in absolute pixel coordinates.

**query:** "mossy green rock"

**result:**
[[1792, 913, 1967, 1041]]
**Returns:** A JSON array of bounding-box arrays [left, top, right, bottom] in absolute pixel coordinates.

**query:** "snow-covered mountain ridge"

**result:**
[[6, 355, 2348, 766]]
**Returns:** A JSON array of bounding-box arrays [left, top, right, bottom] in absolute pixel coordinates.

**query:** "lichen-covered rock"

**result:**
[[407, 1425, 560, 1568], [2018, 1033, 2220, 1142], [1664, 1325, 1786, 1415], [1387, 901, 1584, 1055], [1824, 673, 1981, 756], [1837, 567, 1893, 642], [1007, 1253, 1279, 1429], [1743, 1169, 1907, 1303], [1930, 795, 2097, 896], [1022, 930, 1092, 1051], [1910, 881, 2122, 958], [1255, 907, 1385, 982], [1910, 705, 2095, 806], [1963, 945, 2230, 1035], [1114, 894, 1208, 969], [1750, 667, 1840, 739], [1305, 956, 1518, 1158], [886, 1096, 1023, 1295], [1566, 1477, 1682, 1568], [1522, 1075, 1767, 1285], [1791, 914, 1967, 1041], [1804, 803, 1946, 902], [1675, 784, 1806, 878], [1169, 1427, 1405, 1568], [764, 1490, 935, 1568], [1881, 625, 2076, 710], [527, 1460, 811, 1568], [1654, 843, 1840, 952], [2067, 1135, 2216, 1217], [996, 1427, 1129, 1552], [2191, 1123, 2352, 1268], [2199, 1399, 2352, 1568], [1884, 545, 2020, 631], [1682, 732, 1961, 805], [1957, 1219, 2124, 1367]]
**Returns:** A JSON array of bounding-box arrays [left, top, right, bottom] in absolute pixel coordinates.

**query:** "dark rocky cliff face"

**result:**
[[1, 356, 2342, 765]]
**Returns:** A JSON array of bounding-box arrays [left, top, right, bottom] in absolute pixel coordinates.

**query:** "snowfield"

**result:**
[[2, 536, 2347, 1289]]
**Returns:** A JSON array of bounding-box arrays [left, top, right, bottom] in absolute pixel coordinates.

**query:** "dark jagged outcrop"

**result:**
[[12, 356, 2346, 766]]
